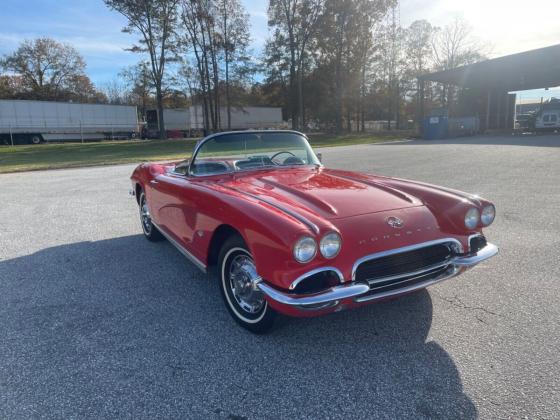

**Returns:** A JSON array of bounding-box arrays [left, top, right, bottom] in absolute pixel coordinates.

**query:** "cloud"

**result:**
[[248, 10, 268, 20], [242, 0, 268, 51], [0, 32, 130, 54]]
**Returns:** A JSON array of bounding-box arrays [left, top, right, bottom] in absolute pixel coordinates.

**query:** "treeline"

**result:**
[[262, 1, 486, 132], [0, 0, 486, 138]]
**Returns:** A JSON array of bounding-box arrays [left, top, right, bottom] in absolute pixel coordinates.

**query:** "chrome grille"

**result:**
[[354, 242, 455, 285]]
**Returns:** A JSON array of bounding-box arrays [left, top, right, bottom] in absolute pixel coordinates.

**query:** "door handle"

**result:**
[[150, 180, 159, 185]]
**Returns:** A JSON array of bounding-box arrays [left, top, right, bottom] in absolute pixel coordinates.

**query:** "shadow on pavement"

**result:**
[[0, 235, 476, 419]]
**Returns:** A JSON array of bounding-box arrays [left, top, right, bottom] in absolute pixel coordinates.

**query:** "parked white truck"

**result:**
[[144, 106, 284, 138], [534, 98, 560, 132], [0, 99, 139, 145]]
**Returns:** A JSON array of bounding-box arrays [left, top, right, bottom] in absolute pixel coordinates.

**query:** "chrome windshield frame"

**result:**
[[187, 130, 321, 178]]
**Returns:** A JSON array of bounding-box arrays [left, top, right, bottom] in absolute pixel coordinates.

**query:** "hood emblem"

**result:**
[[386, 216, 404, 229]]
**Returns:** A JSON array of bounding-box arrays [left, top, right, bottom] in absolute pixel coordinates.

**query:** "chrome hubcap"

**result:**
[[229, 254, 265, 314], [140, 197, 152, 234]]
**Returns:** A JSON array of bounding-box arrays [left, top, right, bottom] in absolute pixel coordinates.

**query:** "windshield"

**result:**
[[190, 132, 320, 176]]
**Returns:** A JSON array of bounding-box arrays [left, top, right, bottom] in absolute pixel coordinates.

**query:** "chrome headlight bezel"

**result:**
[[464, 207, 480, 230], [481, 205, 496, 226], [319, 232, 342, 259], [293, 236, 317, 263]]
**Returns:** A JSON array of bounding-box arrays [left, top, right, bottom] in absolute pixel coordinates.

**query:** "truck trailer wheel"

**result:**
[[30, 135, 42, 145]]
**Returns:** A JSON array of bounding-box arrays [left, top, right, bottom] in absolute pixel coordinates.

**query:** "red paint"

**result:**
[[131, 160, 493, 318]]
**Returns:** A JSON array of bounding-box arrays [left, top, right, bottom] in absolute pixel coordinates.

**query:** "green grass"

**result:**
[[0, 132, 408, 174], [0, 139, 199, 173]]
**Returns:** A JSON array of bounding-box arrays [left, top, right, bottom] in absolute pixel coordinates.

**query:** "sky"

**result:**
[[0, 0, 559, 100]]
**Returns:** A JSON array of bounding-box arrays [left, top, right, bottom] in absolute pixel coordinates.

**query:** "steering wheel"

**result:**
[[270, 151, 303, 166]]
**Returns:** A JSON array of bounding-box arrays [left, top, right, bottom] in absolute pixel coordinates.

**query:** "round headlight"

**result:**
[[481, 205, 495, 226], [320, 232, 342, 259], [293, 236, 317, 263], [464, 207, 480, 230]]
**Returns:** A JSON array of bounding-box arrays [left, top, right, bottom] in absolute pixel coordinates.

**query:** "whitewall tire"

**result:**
[[218, 235, 276, 333]]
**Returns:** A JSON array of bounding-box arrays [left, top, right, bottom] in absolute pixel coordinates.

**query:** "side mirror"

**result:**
[[317, 152, 323, 163]]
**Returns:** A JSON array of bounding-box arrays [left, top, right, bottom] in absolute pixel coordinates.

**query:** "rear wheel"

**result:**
[[138, 191, 164, 241], [218, 235, 276, 333], [30, 135, 42, 145]]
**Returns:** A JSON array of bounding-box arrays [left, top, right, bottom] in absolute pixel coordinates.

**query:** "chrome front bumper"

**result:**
[[257, 242, 498, 310]]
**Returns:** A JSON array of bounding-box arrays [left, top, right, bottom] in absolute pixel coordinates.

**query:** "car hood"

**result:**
[[219, 167, 423, 220]]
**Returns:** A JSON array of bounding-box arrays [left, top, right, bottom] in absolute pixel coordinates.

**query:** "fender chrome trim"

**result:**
[[289, 266, 344, 290], [453, 242, 498, 266], [152, 221, 207, 273], [258, 281, 370, 309]]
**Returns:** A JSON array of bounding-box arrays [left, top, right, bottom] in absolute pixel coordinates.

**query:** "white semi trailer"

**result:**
[[144, 106, 284, 138], [145, 108, 190, 138], [0, 99, 139, 145]]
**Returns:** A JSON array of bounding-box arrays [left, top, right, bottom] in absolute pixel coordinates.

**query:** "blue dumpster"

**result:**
[[423, 116, 449, 140]]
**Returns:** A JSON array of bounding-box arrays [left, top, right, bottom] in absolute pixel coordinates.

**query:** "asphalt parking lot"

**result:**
[[1, 134, 559, 419]]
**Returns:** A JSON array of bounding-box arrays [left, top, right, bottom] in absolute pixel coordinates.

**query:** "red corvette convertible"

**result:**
[[130, 130, 498, 333]]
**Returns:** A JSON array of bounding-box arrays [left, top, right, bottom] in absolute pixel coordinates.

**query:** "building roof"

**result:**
[[419, 44, 560, 91]]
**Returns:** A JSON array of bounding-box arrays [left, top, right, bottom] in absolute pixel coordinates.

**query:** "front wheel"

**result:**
[[218, 235, 276, 333]]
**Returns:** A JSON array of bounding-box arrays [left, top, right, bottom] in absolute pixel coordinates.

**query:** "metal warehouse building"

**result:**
[[418, 43, 560, 134]]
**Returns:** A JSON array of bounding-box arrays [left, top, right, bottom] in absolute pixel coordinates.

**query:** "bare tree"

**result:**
[[401, 19, 435, 125], [431, 17, 485, 71], [120, 62, 154, 115], [431, 16, 487, 106], [353, 1, 390, 132], [216, 0, 251, 129], [180, 0, 219, 133], [384, 4, 404, 129], [100, 79, 130, 105], [268, 0, 324, 130], [405, 20, 434, 77], [0, 75, 23, 99], [180, 0, 252, 132], [105, 0, 179, 139], [1, 38, 88, 100], [317, 0, 393, 132], [66, 75, 108, 103]]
